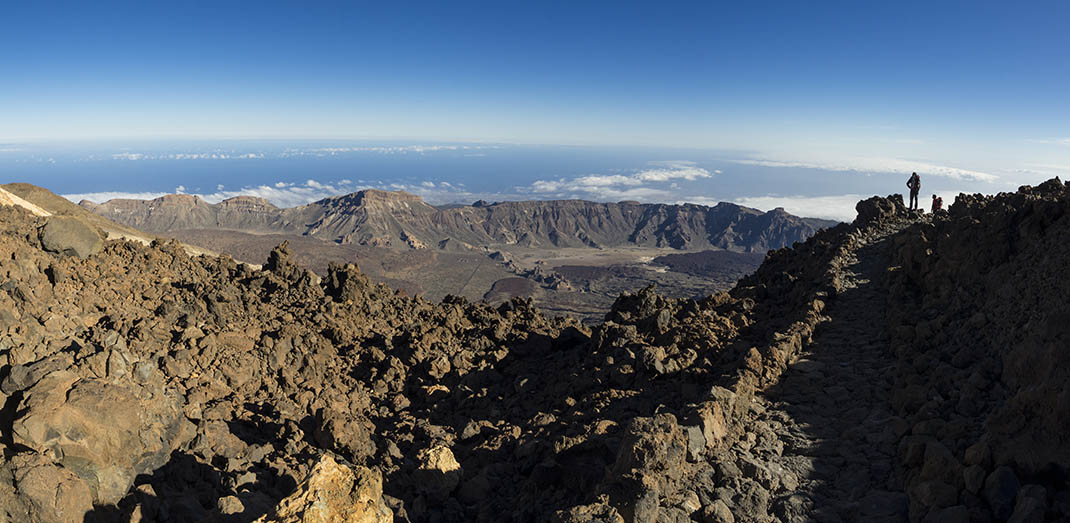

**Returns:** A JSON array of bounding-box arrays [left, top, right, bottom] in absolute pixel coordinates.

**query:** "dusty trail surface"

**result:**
[[747, 224, 910, 522]]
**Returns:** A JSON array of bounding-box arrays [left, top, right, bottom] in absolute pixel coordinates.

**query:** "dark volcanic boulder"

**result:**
[[38, 216, 103, 258], [854, 194, 906, 226]]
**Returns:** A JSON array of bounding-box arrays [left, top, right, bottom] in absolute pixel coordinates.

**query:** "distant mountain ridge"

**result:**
[[80, 189, 838, 252]]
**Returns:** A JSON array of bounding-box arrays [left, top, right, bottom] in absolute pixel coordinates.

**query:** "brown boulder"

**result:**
[[11, 370, 194, 504], [314, 409, 376, 461], [1, 452, 94, 523]]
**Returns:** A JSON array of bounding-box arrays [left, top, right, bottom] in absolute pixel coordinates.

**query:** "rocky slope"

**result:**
[[1, 183, 218, 260], [0, 179, 1066, 522], [883, 178, 1070, 521], [81, 190, 836, 252]]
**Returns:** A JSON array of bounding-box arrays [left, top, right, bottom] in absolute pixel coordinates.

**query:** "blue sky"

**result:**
[[2, 1, 1069, 219]]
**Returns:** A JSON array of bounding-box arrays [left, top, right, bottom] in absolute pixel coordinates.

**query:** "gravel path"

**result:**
[[748, 227, 910, 522]]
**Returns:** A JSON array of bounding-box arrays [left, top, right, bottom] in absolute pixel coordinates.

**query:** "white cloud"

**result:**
[[732, 194, 868, 222], [734, 190, 969, 222], [1026, 138, 1070, 146], [99, 144, 491, 163], [110, 152, 265, 161], [634, 161, 712, 182], [67, 179, 347, 208], [62, 159, 723, 212], [1022, 163, 1070, 175], [66, 177, 500, 209], [65, 175, 546, 210], [734, 156, 997, 182], [64, 191, 172, 203], [522, 160, 714, 201], [282, 144, 499, 158]]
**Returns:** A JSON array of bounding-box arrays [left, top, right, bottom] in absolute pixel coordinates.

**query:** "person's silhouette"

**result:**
[[906, 172, 921, 210]]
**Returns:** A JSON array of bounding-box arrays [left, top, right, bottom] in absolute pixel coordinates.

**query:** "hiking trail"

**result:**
[[747, 221, 912, 522]]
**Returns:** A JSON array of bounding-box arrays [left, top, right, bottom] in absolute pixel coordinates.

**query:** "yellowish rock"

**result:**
[[415, 445, 462, 496], [255, 454, 392, 523]]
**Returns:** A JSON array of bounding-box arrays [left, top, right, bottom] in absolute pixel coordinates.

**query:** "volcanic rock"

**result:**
[[0, 453, 94, 523], [414, 445, 463, 499], [38, 216, 102, 258], [11, 370, 193, 504], [253, 454, 392, 523]]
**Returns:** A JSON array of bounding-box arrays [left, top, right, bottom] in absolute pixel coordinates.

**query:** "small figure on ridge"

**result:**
[[906, 172, 921, 210], [931, 194, 943, 213]]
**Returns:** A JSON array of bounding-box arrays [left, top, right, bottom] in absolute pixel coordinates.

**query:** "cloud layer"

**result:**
[[60, 151, 994, 223], [100, 144, 499, 162], [65, 178, 496, 209], [64, 161, 717, 210], [734, 156, 997, 182], [522, 161, 714, 201], [733, 194, 870, 222], [734, 190, 970, 222], [1026, 138, 1070, 146]]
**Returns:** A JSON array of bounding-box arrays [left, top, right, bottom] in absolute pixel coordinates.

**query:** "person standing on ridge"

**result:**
[[906, 172, 921, 210]]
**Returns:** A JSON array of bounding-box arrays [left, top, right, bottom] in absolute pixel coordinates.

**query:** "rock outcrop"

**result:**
[[885, 178, 1070, 521]]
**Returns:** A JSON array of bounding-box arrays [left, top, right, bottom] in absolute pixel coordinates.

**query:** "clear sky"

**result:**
[[2, 1, 1069, 219]]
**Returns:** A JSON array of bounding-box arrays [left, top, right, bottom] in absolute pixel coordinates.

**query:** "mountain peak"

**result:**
[[315, 189, 435, 212], [220, 195, 277, 211], [354, 188, 425, 202], [222, 195, 271, 204], [152, 193, 204, 206]]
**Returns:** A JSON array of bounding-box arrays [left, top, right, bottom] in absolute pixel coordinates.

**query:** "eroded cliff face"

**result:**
[[0, 179, 1066, 522], [81, 190, 835, 252]]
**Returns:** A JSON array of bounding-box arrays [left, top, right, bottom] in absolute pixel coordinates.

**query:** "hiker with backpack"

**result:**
[[906, 172, 921, 210]]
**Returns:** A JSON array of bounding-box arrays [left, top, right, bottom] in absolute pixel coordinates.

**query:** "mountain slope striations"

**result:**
[[82, 190, 837, 252]]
